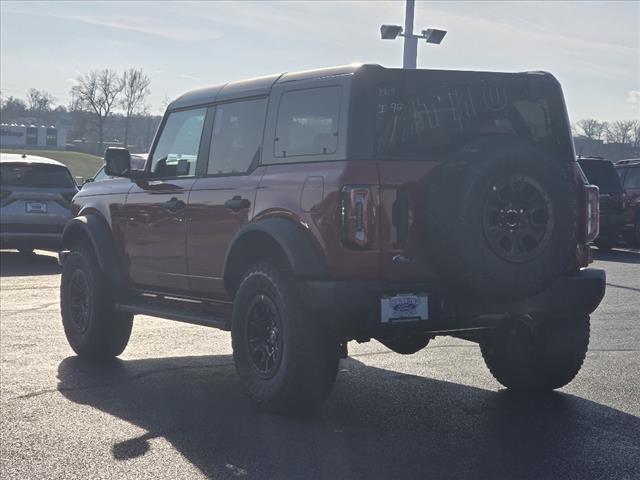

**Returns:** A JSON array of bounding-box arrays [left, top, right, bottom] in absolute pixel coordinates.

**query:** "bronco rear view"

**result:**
[[59, 64, 605, 413]]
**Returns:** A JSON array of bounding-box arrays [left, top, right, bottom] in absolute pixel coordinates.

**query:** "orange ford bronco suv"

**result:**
[[59, 65, 605, 412]]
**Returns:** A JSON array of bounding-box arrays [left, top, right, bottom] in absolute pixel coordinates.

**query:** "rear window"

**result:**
[[578, 160, 622, 192], [0, 164, 75, 188], [372, 77, 571, 159]]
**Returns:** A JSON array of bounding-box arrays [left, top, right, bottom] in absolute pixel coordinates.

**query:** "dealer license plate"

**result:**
[[26, 201, 47, 213], [381, 293, 428, 323]]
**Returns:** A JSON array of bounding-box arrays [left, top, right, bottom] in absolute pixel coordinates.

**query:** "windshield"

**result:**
[[0, 163, 75, 188], [578, 160, 622, 192], [372, 76, 571, 159]]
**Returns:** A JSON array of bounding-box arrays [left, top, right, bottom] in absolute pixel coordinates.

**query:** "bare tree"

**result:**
[[71, 69, 123, 153], [606, 120, 636, 144], [0, 95, 27, 122], [26, 88, 56, 112], [631, 120, 640, 148], [576, 119, 607, 141], [120, 68, 151, 148]]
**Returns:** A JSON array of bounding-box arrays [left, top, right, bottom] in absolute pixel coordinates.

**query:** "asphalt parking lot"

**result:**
[[1, 248, 639, 480]]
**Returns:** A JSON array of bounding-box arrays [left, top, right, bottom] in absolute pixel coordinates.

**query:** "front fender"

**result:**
[[61, 215, 125, 286]]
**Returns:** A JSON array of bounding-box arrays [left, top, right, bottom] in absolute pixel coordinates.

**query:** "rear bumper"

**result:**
[[301, 268, 606, 335]]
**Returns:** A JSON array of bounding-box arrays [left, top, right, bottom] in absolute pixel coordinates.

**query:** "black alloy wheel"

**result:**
[[482, 174, 554, 263], [246, 294, 283, 379]]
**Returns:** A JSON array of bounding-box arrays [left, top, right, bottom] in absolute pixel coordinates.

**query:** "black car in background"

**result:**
[[577, 156, 624, 250], [615, 158, 640, 246]]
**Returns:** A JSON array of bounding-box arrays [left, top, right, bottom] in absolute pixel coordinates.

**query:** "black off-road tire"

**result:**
[[60, 245, 132, 361], [232, 261, 340, 414], [480, 315, 590, 391], [420, 139, 578, 301]]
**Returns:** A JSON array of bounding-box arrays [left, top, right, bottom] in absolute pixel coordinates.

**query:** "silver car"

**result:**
[[0, 153, 78, 253]]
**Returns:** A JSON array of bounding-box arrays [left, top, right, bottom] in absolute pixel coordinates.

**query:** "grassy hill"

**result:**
[[0, 149, 103, 181]]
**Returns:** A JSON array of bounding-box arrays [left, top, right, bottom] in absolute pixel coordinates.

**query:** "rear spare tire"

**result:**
[[421, 139, 578, 300]]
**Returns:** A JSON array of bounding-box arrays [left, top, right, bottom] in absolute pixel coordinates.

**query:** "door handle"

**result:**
[[224, 196, 251, 210], [161, 197, 186, 212]]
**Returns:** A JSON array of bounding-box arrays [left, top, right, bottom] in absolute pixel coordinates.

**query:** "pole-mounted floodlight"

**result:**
[[422, 29, 447, 44], [379, 0, 447, 69], [380, 25, 403, 40]]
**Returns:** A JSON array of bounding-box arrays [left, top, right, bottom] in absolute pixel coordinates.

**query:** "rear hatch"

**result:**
[[352, 69, 575, 281]]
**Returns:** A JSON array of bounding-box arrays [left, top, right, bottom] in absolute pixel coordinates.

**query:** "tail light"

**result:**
[[583, 184, 600, 243], [341, 185, 374, 249]]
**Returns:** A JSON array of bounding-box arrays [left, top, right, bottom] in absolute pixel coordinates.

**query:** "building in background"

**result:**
[[0, 124, 67, 149]]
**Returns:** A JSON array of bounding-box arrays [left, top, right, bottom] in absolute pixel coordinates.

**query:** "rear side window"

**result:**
[[0, 164, 75, 188], [150, 108, 206, 178], [274, 86, 342, 158], [208, 98, 267, 175]]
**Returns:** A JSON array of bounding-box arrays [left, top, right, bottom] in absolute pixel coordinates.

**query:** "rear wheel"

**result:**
[[60, 245, 132, 360], [232, 261, 340, 413], [480, 315, 590, 391]]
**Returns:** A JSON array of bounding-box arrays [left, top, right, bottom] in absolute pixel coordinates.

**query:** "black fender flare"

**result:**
[[223, 217, 328, 296], [62, 215, 125, 286]]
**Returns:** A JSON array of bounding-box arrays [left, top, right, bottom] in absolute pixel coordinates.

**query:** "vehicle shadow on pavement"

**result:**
[[57, 354, 640, 480], [0, 251, 60, 277], [592, 248, 640, 264]]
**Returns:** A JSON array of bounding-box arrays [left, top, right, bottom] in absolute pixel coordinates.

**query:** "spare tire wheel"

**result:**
[[420, 141, 578, 301]]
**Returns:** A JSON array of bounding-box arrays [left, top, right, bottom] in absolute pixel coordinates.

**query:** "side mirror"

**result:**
[[104, 147, 131, 178]]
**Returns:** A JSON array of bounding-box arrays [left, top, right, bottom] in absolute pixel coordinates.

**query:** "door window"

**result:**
[[149, 108, 206, 178], [207, 98, 267, 175], [273, 86, 342, 158]]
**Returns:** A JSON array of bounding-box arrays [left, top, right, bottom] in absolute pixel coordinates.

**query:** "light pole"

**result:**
[[380, 0, 447, 69]]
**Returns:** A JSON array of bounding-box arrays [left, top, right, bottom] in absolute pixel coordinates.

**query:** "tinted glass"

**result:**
[[274, 86, 341, 158], [150, 108, 206, 177], [623, 167, 640, 188], [373, 79, 570, 158], [578, 160, 622, 192], [1, 164, 75, 188], [93, 167, 108, 182], [208, 98, 267, 175]]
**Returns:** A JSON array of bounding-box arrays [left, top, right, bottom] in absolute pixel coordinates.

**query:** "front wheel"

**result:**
[[60, 245, 133, 361], [232, 261, 340, 413], [480, 315, 590, 391]]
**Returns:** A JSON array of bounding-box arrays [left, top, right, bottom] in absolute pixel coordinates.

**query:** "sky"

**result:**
[[1, 0, 638, 122]]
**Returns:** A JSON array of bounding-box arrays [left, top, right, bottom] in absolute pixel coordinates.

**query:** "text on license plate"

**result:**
[[26, 202, 47, 213], [381, 293, 428, 323]]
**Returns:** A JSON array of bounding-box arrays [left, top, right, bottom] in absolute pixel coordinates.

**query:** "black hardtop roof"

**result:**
[[168, 64, 555, 111]]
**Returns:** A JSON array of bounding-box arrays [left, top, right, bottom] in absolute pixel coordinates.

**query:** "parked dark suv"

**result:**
[[577, 156, 624, 250], [59, 65, 605, 412], [615, 158, 640, 246]]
